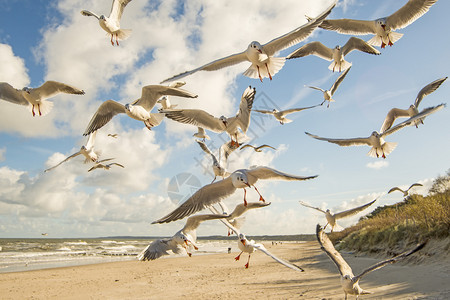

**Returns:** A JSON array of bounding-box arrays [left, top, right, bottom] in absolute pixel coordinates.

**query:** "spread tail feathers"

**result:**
[[112, 29, 132, 41], [328, 60, 352, 72], [243, 57, 285, 80], [28, 100, 54, 117]]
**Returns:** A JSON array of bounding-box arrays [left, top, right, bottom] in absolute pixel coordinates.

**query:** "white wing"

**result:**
[[228, 202, 271, 220], [334, 199, 376, 220], [286, 41, 333, 61], [80, 10, 101, 20], [319, 18, 376, 35], [36, 81, 85, 98], [196, 140, 219, 166], [381, 103, 445, 137], [163, 109, 226, 133], [316, 224, 354, 277], [299, 201, 326, 214], [152, 176, 237, 224], [252, 109, 274, 115], [388, 186, 405, 194], [307, 85, 326, 93], [414, 77, 447, 108], [386, 0, 438, 31], [233, 86, 256, 133], [0, 82, 28, 105], [182, 214, 229, 233], [263, 1, 336, 56], [44, 151, 82, 172], [137, 238, 178, 261], [83, 100, 127, 136], [407, 183, 423, 191], [246, 166, 318, 181], [341, 37, 380, 56], [305, 132, 372, 147], [379, 108, 411, 133], [160, 52, 248, 84], [252, 242, 304, 272], [109, 0, 132, 22], [85, 131, 97, 150], [281, 105, 320, 116], [133, 85, 197, 112], [330, 67, 351, 95]]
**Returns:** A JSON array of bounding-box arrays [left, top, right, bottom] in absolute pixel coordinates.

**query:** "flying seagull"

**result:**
[[44, 131, 104, 172], [193, 127, 210, 141], [157, 81, 186, 111], [388, 183, 423, 197], [287, 37, 380, 72], [305, 104, 445, 158], [316, 224, 427, 299], [209, 205, 304, 271], [253, 104, 320, 125], [160, 2, 336, 83], [318, 0, 438, 48], [306, 67, 351, 108], [380, 77, 447, 133], [0, 81, 85, 117], [300, 199, 376, 232], [87, 160, 124, 172], [138, 214, 228, 261], [163, 86, 255, 147], [240, 144, 277, 152], [81, 0, 133, 46], [196, 140, 238, 183], [153, 166, 318, 224], [83, 85, 197, 136]]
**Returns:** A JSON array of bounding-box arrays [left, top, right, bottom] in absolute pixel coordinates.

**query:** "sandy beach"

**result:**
[[1, 241, 448, 299]]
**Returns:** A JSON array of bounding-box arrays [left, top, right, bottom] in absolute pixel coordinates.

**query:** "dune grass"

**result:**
[[331, 171, 450, 254]]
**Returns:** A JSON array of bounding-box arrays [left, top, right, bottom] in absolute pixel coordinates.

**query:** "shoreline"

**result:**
[[1, 241, 448, 299]]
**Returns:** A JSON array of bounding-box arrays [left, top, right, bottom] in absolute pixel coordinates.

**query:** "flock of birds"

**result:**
[[0, 0, 444, 298]]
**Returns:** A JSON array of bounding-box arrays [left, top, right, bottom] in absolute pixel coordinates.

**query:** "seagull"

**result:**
[[160, 2, 336, 83], [253, 104, 320, 125], [83, 85, 197, 136], [152, 166, 318, 224], [216, 201, 271, 236], [300, 199, 376, 232], [41, 233, 48, 236], [316, 224, 427, 299], [81, 0, 133, 46], [193, 127, 210, 141], [157, 81, 187, 111], [209, 205, 304, 271], [0, 81, 85, 117], [240, 144, 277, 152], [287, 37, 380, 72], [305, 104, 445, 158], [163, 86, 256, 147], [380, 77, 447, 133], [44, 131, 103, 172], [138, 214, 228, 261], [388, 183, 423, 197], [87, 160, 124, 172], [196, 140, 238, 183], [107, 133, 118, 138], [318, 0, 439, 48], [306, 67, 351, 108]]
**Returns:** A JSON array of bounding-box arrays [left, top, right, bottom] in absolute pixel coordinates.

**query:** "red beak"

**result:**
[[258, 49, 263, 54], [381, 24, 386, 30], [240, 239, 246, 245]]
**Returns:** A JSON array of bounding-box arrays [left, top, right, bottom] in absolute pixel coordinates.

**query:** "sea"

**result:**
[[0, 237, 239, 273]]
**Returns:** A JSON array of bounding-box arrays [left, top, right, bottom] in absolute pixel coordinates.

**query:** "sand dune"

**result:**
[[1, 241, 448, 299]]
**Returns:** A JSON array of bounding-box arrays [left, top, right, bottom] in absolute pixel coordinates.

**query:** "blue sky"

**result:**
[[0, 0, 448, 238]]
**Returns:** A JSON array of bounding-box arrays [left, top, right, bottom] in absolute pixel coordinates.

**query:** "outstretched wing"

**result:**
[[408, 183, 423, 191], [134, 85, 197, 112], [83, 100, 127, 136], [182, 214, 229, 233], [334, 199, 376, 220], [234, 86, 256, 133], [152, 177, 237, 224], [0, 82, 28, 105], [37, 81, 85, 98], [80, 10, 101, 20], [252, 109, 274, 115], [316, 224, 354, 277], [355, 241, 427, 281], [163, 109, 226, 133], [263, 2, 336, 56], [286, 41, 333, 61], [256, 144, 277, 151], [109, 0, 133, 22], [414, 77, 447, 108], [281, 105, 320, 116], [379, 108, 411, 133], [246, 166, 318, 181], [44, 151, 82, 172], [253, 242, 304, 272], [388, 186, 404, 194], [196, 140, 219, 166], [341, 37, 380, 57], [319, 18, 375, 35], [228, 202, 271, 220], [305, 132, 371, 147], [299, 201, 326, 214], [330, 67, 351, 95], [386, 0, 438, 31], [137, 238, 175, 261], [160, 52, 247, 84]]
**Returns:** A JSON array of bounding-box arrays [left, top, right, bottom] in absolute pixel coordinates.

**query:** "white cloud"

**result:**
[[0, 148, 5, 162], [366, 160, 389, 169]]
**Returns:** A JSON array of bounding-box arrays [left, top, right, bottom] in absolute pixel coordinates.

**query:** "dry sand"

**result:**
[[1, 241, 448, 299]]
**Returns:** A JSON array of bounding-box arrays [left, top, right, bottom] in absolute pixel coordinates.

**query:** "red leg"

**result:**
[[110, 35, 114, 46], [32, 105, 36, 117], [38, 104, 42, 116], [243, 189, 248, 206], [116, 34, 119, 46], [388, 40, 393, 47], [235, 251, 242, 261], [257, 66, 263, 83], [265, 63, 272, 80], [253, 186, 265, 202], [381, 42, 386, 49], [245, 254, 251, 269]]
